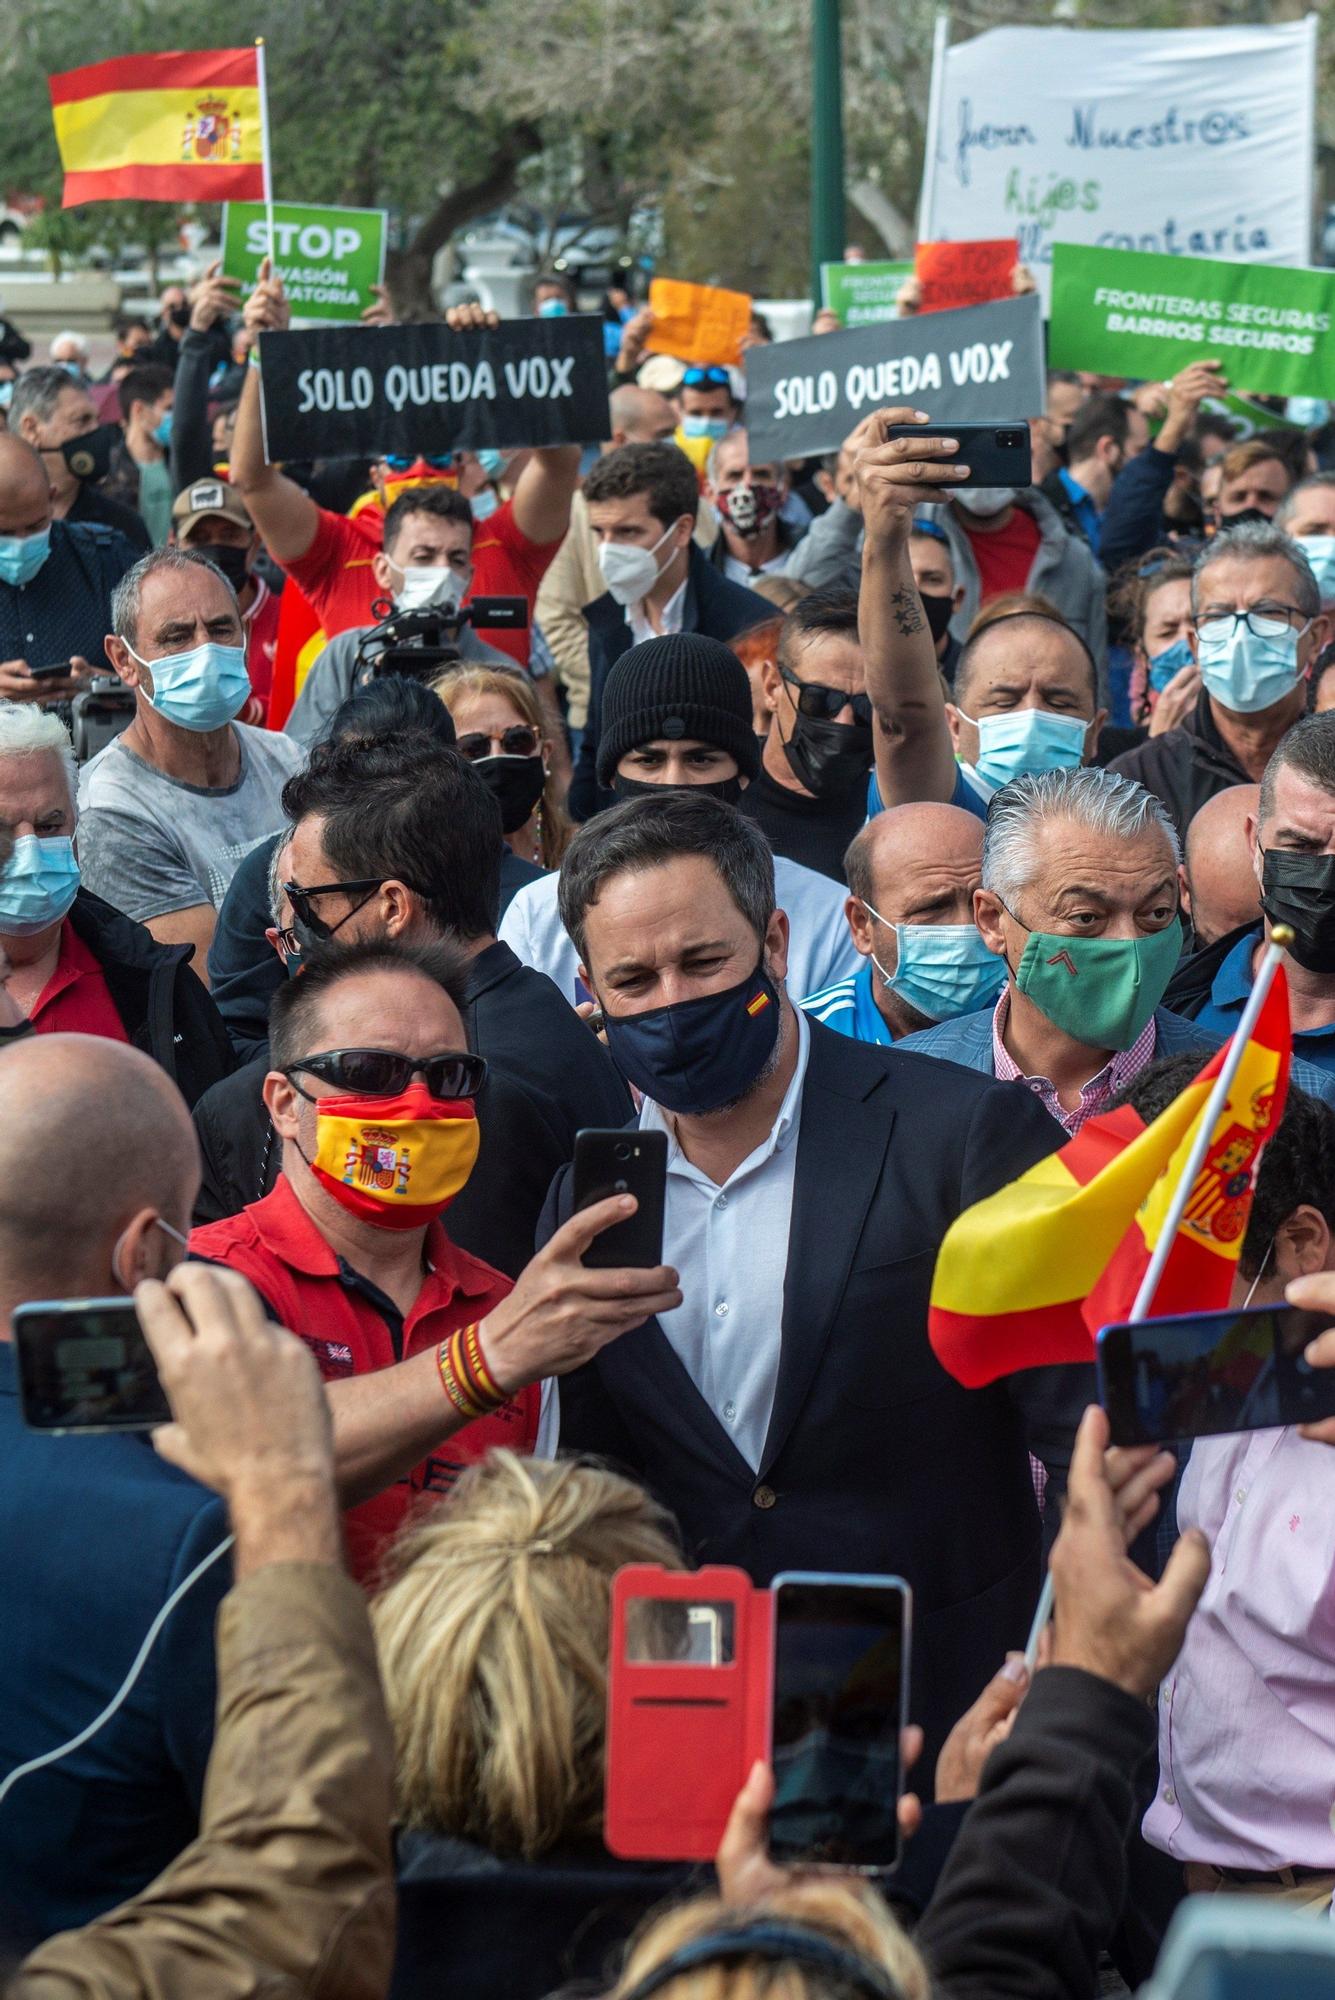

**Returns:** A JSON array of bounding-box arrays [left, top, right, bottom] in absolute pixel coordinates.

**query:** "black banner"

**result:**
[[744, 295, 1046, 461], [256, 315, 609, 461]]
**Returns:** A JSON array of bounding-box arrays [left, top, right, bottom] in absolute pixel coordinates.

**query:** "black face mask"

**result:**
[[783, 712, 874, 802], [1219, 506, 1274, 530], [612, 772, 745, 807], [475, 753, 546, 833], [1260, 848, 1335, 973], [192, 540, 252, 592], [168, 304, 192, 330], [920, 590, 955, 645], [60, 423, 119, 484]]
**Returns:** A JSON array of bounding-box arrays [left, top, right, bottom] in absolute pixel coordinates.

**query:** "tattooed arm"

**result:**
[[855, 408, 967, 808]]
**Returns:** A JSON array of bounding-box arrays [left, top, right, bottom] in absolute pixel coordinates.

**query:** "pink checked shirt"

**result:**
[[990, 989, 1159, 1136], [1144, 1427, 1335, 1870]]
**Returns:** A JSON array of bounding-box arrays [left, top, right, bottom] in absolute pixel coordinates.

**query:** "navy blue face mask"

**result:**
[[601, 960, 782, 1113]]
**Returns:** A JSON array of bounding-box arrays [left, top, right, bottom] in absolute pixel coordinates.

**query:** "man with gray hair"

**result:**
[[538, 785, 1087, 1772], [1110, 520, 1331, 835], [8, 365, 149, 551], [78, 544, 302, 973], [900, 766, 1217, 1134]]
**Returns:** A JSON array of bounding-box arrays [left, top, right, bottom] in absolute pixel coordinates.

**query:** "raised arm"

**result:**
[[229, 258, 320, 565], [857, 407, 970, 808]]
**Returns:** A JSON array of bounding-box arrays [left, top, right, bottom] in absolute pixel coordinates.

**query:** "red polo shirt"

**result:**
[[28, 921, 129, 1042], [281, 495, 554, 666], [190, 1174, 536, 1583]]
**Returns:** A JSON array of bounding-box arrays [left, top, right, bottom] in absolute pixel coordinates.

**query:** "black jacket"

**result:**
[[1108, 688, 1253, 839], [1039, 467, 1087, 545], [543, 1019, 1085, 1773], [66, 484, 151, 553], [1163, 920, 1256, 1020], [67, 889, 233, 1108], [193, 940, 631, 1278], [569, 546, 772, 820]]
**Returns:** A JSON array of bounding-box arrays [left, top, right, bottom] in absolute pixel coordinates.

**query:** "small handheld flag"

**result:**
[[49, 49, 266, 206]]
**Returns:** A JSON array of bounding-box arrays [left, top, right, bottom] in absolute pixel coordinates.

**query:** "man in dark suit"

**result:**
[[569, 441, 770, 819], [0, 1034, 230, 1942], [537, 789, 1084, 1773]]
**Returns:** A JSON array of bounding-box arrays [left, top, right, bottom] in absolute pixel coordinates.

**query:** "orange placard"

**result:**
[[644, 278, 752, 368], [914, 238, 1019, 316]]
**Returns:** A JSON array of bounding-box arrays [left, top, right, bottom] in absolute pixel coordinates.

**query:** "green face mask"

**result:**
[[1009, 918, 1183, 1051]]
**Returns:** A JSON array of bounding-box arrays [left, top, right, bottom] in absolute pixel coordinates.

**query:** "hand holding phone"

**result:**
[[880, 421, 1031, 490], [1097, 1304, 1335, 1446], [572, 1128, 667, 1269], [14, 1298, 172, 1433]]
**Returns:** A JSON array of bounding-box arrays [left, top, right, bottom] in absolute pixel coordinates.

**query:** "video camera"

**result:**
[[354, 597, 529, 685], [70, 676, 136, 763]]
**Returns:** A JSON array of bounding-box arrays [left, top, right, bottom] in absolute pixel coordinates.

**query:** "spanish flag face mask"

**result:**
[[306, 1080, 481, 1230]]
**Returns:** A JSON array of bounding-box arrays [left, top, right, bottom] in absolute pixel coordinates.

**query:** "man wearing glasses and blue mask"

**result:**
[[1110, 523, 1330, 835]]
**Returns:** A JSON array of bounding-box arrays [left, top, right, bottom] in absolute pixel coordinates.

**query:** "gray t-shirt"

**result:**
[[284, 621, 521, 748], [77, 723, 305, 920]]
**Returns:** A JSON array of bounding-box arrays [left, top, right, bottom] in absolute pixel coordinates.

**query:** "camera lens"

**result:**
[[614, 1142, 632, 1162]]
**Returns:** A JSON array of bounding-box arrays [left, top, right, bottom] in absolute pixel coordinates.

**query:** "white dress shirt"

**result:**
[[536, 1010, 811, 1465], [628, 577, 687, 647]]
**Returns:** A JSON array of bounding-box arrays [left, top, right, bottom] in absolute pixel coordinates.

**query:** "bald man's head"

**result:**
[[1183, 783, 1262, 948], [844, 803, 993, 1035], [0, 431, 53, 540], [608, 383, 679, 448], [0, 1036, 199, 1310]]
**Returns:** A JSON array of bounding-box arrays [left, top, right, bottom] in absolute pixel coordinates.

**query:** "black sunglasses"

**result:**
[[282, 877, 387, 939], [285, 1048, 489, 1100], [455, 725, 541, 761], [778, 663, 873, 727]]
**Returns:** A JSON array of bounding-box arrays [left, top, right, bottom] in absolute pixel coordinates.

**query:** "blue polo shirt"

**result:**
[[1058, 467, 1102, 555], [866, 761, 990, 823], [800, 958, 896, 1045], [1194, 924, 1335, 1075]]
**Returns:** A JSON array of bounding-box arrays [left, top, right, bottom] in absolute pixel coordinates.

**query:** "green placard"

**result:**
[[819, 260, 914, 327], [1050, 242, 1335, 401], [221, 200, 388, 324]]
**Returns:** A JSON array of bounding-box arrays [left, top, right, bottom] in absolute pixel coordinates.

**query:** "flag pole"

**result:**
[[1023, 928, 1293, 1668], [254, 37, 275, 264]]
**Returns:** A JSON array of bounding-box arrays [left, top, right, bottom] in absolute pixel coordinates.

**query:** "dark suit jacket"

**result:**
[[192, 941, 631, 1279], [568, 546, 772, 820], [542, 1019, 1085, 1774], [0, 1345, 230, 1943]]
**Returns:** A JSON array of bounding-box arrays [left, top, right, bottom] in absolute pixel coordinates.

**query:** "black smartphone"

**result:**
[[572, 1128, 667, 1269], [768, 1571, 912, 1872], [1097, 1304, 1335, 1447], [881, 420, 1032, 490], [26, 661, 75, 681], [13, 1297, 171, 1434]]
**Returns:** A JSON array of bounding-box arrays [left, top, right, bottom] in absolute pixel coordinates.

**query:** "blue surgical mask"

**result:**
[[1195, 619, 1304, 717], [128, 639, 251, 733], [600, 961, 781, 1114], [1297, 534, 1335, 604], [474, 448, 506, 480], [1286, 397, 1329, 429], [0, 380, 14, 410], [957, 706, 1089, 791], [152, 410, 173, 447], [470, 487, 500, 522], [682, 415, 730, 442], [537, 298, 570, 318], [864, 906, 1005, 1024], [1148, 637, 1194, 694], [0, 834, 80, 937], [0, 527, 52, 588]]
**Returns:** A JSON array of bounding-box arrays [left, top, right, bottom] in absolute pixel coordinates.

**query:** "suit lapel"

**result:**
[[759, 1026, 896, 1475], [606, 1311, 758, 1483]]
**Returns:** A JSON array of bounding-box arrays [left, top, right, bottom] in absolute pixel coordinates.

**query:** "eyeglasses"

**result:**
[[778, 662, 873, 727], [383, 453, 455, 472], [455, 725, 541, 761], [1195, 605, 1308, 643], [682, 365, 731, 389], [282, 877, 387, 941], [285, 1048, 489, 1100]]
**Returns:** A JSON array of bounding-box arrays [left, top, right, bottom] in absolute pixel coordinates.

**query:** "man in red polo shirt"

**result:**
[[229, 268, 580, 672], [190, 933, 680, 1581], [0, 701, 232, 1106]]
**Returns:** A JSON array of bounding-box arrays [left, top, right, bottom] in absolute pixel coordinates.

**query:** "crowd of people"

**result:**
[[0, 252, 1334, 1998]]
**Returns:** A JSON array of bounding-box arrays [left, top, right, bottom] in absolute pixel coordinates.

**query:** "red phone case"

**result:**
[[605, 1564, 774, 1861]]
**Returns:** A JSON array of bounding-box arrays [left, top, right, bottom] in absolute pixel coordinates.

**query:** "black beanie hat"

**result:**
[[596, 632, 763, 789]]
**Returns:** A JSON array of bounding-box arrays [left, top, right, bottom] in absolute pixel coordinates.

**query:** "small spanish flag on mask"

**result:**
[[745, 991, 771, 1018]]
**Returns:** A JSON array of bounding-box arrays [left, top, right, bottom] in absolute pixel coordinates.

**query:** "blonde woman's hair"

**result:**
[[433, 664, 572, 867], [371, 1451, 682, 1858], [611, 1879, 930, 2000]]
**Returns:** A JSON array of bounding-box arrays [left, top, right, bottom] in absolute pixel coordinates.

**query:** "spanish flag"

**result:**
[[49, 50, 265, 207], [928, 970, 1291, 1388]]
